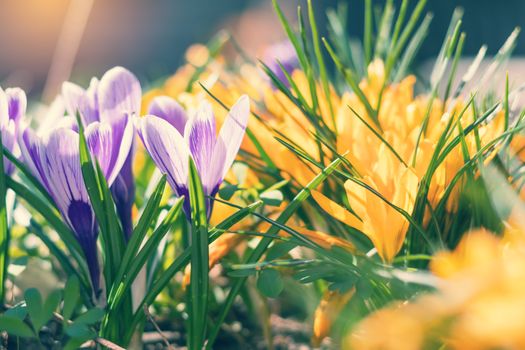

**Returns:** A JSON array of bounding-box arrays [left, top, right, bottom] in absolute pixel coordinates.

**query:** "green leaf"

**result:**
[[0, 315, 35, 338], [64, 338, 88, 350], [227, 269, 256, 278], [257, 269, 283, 298], [4, 304, 27, 320], [43, 289, 62, 320], [24, 288, 47, 331], [63, 276, 80, 321], [65, 322, 96, 339], [187, 157, 209, 350], [75, 308, 105, 325], [260, 190, 283, 207], [356, 278, 372, 299], [266, 241, 296, 261], [0, 132, 8, 303], [219, 184, 238, 201]]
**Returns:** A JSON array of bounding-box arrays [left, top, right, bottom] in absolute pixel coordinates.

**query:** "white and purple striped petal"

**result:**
[[19, 126, 101, 293], [137, 115, 190, 197], [85, 114, 134, 187], [62, 78, 100, 125], [211, 95, 250, 190], [98, 66, 141, 124], [139, 95, 250, 220], [184, 101, 217, 195], [1, 87, 26, 175]]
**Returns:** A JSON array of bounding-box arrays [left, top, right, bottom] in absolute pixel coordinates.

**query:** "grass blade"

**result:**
[[187, 158, 209, 350], [0, 132, 8, 303]]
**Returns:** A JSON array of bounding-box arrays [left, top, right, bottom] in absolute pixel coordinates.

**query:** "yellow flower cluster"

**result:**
[[141, 43, 523, 347], [346, 223, 525, 350]]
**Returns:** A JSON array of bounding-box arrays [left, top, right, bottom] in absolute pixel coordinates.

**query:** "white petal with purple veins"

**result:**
[[184, 100, 217, 195], [62, 81, 100, 125], [138, 115, 190, 195], [98, 67, 141, 123], [213, 95, 250, 182], [0, 88, 9, 129]]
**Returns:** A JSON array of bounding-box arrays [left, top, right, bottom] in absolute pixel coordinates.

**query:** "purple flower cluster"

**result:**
[[1, 67, 250, 295]]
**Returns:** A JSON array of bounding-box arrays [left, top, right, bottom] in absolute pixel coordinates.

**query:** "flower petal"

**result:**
[[184, 100, 217, 194], [62, 79, 100, 124], [42, 128, 89, 216], [19, 127, 49, 190], [211, 95, 250, 190], [85, 114, 134, 186], [5, 87, 27, 124], [148, 96, 188, 134], [1, 120, 16, 174], [98, 66, 141, 123], [137, 115, 190, 196], [0, 88, 9, 129]]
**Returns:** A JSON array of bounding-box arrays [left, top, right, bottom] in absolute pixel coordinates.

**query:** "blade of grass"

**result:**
[[364, 0, 373, 66], [323, 38, 380, 129], [307, 0, 335, 129], [187, 158, 209, 350], [107, 175, 167, 305], [0, 133, 8, 303]]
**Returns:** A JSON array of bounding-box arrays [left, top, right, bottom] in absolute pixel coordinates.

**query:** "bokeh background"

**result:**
[[0, 0, 524, 102]]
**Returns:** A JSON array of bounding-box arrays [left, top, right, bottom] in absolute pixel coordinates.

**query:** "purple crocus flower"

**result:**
[[17, 68, 136, 295], [62, 67, 141, 239], [262, 40, 299, 89], [19, 117, 133, 295], [0, 87, 26, 175], [137, 95, 250, 218]]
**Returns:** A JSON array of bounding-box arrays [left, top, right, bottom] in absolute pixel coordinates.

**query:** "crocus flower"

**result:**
[[61, 67, 141, 239], [262, 40, 299, 88], [18, 68, 137, 295], [19, 116, 133, 295], [0, 87, 26, 174], [137, 95, 250, 218]]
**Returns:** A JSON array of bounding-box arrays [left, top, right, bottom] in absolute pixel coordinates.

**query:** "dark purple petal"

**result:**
[[67, 200, 100, 294], [148, 96, 188, 134], [110, 150, 135, 240]]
